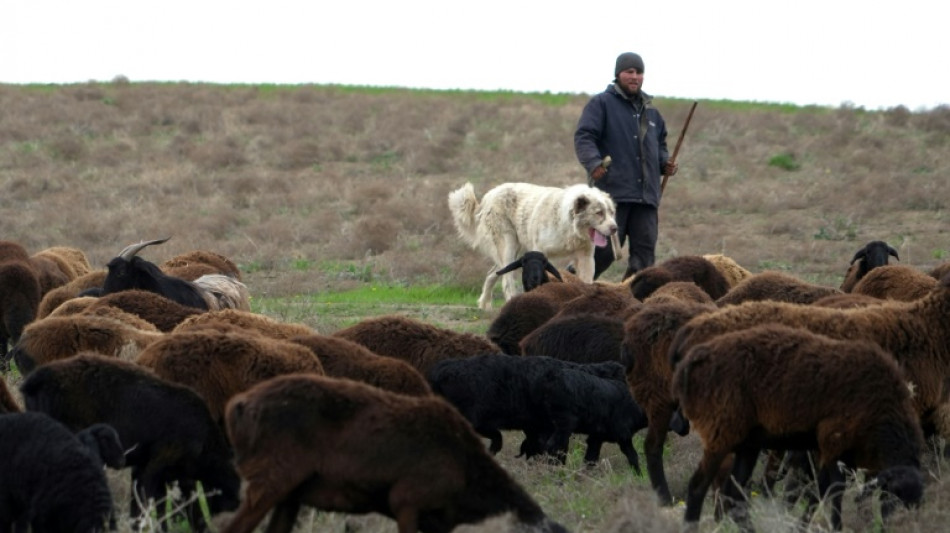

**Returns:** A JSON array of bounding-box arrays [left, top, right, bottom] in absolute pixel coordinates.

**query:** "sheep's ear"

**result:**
[[887, 246, 900, 261], [495, 259, 523, 276], [544, 262, 563, 281]]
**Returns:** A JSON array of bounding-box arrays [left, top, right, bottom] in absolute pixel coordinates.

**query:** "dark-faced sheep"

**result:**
[[426, 354, 646, 471], [629, 255, 731, 301], [0, 240, 42, 367], [673, 324, 925, 529], [670, 272, 950, 442], [136, 328, 325, 423], [486, 281, 595, 355], [100, 238, 212, 310], [519, 313, 626, 363], [0, 412, 121, 533], [19, 354, 241, 530], [621, 298, 716, 505], [494, 251, 563, 293], [221, 373, 569, 533], [840, 240, 899, 292], [715, 270, 843, 307], [333, 314, 500, 375], [173, 308, 316, 339], [850, 264, 937, 301], [290, 334, 432, 396], [10, 314, 164, 374]]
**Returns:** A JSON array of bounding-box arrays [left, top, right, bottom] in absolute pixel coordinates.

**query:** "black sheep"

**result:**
[[101, 238, 211, 310], [519, 312, 626, 362], [426, 354, 646, 471], [494, 251, 563, 293], [19, 353, 241, 531], [0, 412, 120, 533]]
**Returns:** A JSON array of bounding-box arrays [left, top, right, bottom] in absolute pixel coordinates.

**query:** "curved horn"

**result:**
[[117, 237, 171, 261], [849, 245, 868, 265]]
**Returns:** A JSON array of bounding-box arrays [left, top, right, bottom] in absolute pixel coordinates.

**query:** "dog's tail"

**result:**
[[447, 182, 480, 246]]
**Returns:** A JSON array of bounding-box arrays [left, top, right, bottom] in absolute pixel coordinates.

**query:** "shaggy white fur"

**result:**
[[448, 181, 617, 310]]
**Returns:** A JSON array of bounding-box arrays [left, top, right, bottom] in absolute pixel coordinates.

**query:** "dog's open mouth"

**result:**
[[588, 228, 609, 248]]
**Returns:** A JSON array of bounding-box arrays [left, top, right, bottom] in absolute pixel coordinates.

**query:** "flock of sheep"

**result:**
[[2, 235, 950, 532]]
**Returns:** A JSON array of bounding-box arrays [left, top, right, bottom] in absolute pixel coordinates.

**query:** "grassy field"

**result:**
[[2, 82, 950, 531]]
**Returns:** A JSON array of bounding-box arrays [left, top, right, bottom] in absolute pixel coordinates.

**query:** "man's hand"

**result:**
[[590, 166, 607, 181], [663, 160, 679, 176]]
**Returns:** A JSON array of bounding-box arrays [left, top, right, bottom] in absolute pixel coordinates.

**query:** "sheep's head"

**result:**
[[102, 238, 170, 294]]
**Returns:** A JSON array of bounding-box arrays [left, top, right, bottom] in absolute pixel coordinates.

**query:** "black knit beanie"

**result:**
[[615, 52, 645, 76]]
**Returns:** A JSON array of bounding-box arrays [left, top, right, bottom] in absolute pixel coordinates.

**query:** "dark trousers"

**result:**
[[593, 202, 658, 280]]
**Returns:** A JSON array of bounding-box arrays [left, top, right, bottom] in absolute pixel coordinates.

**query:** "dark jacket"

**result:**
[[574, 83, 670, 207]]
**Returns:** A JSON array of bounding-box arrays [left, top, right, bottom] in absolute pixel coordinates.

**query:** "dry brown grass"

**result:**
[[2, 82, 950, 532]]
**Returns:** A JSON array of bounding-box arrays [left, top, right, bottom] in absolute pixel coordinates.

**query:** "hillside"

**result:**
[[2, 82, 947, 299]]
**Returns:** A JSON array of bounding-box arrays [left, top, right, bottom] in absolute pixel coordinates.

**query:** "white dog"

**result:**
[[448, 181, 618, 310]]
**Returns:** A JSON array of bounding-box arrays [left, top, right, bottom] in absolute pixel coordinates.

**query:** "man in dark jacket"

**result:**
[[574, 52, 678, 281]]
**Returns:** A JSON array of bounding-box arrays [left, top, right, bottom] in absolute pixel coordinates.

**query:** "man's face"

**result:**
[[617, 68, 643, 96]]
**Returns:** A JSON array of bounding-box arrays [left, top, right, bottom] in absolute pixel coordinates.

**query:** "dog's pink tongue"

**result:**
[[589, 228, 608, 247]]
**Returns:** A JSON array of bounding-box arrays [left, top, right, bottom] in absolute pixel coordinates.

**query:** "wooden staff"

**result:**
[[660, 100, 698, 193]]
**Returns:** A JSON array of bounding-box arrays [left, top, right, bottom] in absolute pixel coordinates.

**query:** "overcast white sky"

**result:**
[[4, 0, 947, 111]]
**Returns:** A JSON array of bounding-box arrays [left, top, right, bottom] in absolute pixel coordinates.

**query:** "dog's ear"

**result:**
[[573, 196, 591, 214], [496, 258, 524, 276]]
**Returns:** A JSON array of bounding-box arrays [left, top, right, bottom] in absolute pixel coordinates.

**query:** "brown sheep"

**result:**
[[0, 241, 42, 366], [11, 314, 165, 374], [333, 315, 500, 375], [0, 379, 20, 413], [36, 270, 107, 319], [715, 270, 843, 307], [851, 264, 937, 301], [27, 252, 72, 295], [290, 334, 432, 396], [174, 308, 316, 339], [840, 240, 899, 292], [136, 329, 325, 423], [642, 281, 715, 305], [930, 260, 950, 281], [221, 373, 569, 533], [670, 272, 950, 441], [621, 298, 716, 506], [486, 281, 595, 355], [553, 282, 641, 319], [629, 255, 730, 301], [161, 249, 243, 281], [702, 253, 753, 288], [812, 293, 886, 309], [84, 289, 205, 332], [31, 246, 93, 282], [673, 324, 925, 529]]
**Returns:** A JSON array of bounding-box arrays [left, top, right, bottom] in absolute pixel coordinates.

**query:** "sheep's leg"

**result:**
[[391, 506, 420, 533], [815, 464, 846, 531], [716, 445, 760, 527], [583, 435, 605, 464], [221, 487, 292, 533], [616, 437, 642, 476], [479, 428, 504, 454], [263, 500, 301, 533], [645, 406, 675, 506], [519, 430, 547, 458], [684, 449, 730, 523]]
